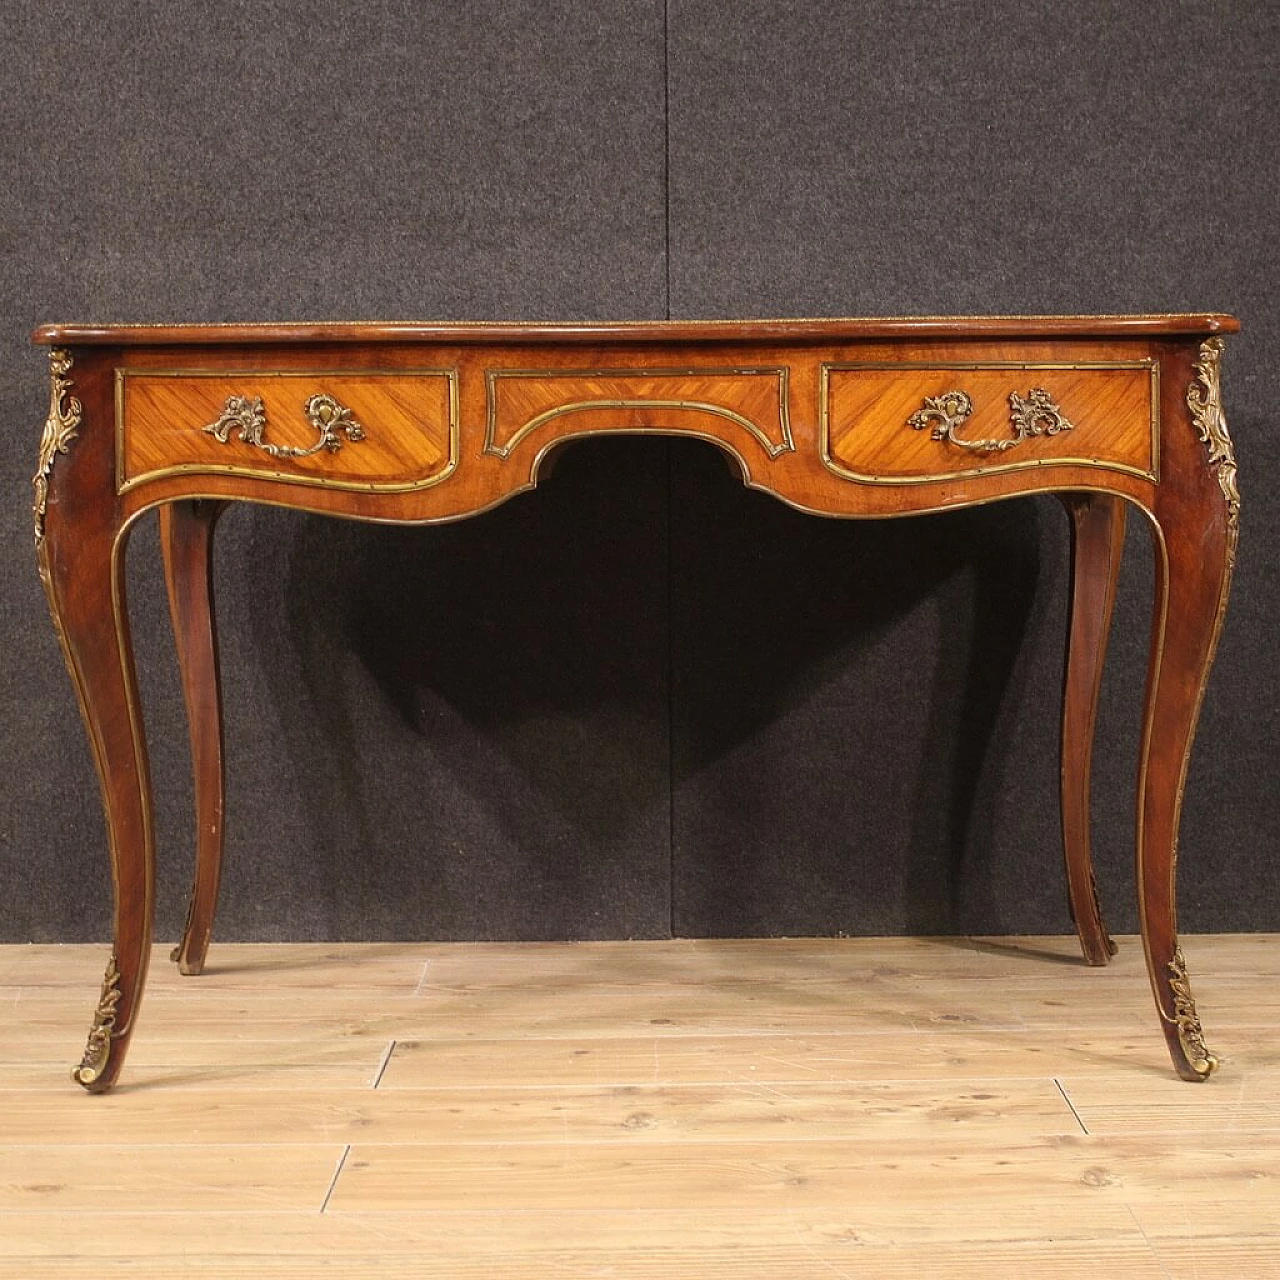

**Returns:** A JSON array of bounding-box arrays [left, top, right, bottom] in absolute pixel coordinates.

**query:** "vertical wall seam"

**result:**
[[666, 436, 676, 938], [663, 0, 676, 937], [663, 0, 672, 322]]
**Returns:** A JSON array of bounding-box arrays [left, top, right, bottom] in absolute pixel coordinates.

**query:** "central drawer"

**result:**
[[116, 369, 458, 494]]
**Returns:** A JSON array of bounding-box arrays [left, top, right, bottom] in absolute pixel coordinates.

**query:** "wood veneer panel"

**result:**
[[823, 362, 1155, 482], [325, 1135, 1280, 1211], [0, 1080, 1075, 1145], [118, 370, 455, 492]]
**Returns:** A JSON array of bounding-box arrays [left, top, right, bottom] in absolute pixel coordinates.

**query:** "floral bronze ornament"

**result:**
[[1009, 388, 1075, 440], [1187, 338, 1240, 535], [909, 387, 1075, 453], [203, 394, 267, 448], [907, 390, 973, 446], [1166, 947, 1218, 1079], [32, 348, 82, 547], [72, 950, 122, 1090], [203, 392, 365, 459]]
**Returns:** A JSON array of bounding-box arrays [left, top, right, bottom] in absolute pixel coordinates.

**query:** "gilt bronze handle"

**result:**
[[203, 393, 365, 459], [908, 388, 1074, 453]]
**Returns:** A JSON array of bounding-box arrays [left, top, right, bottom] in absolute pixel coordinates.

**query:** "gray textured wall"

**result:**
[[1, 1, 1276, 945]]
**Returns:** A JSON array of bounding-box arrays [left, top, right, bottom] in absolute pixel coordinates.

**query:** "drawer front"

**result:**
[[820, 362, 1157, 484], [484, 367, 794, 460], [116, 370, 457, 493]]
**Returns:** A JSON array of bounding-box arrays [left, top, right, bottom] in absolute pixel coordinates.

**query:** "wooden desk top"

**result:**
[[35, 314, 1239, 346]]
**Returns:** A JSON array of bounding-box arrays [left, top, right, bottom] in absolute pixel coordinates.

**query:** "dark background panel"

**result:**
[[204, 441, 674, 942], [1, 0, 1276, 946], [0, 0, 672, 942], [669, 447, 1078, 937], [667, 0, 1279, 935]]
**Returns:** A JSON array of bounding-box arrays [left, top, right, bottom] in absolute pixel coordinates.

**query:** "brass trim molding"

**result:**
[[1187, 338, 1240, 534], [72, 950, 122, 1090], [203, 392, 366, 459], [32, 348, 83, 547], [484, 367, 795, 460], [819, 359, 1160, 485], [1166, 947, 1219, 1079]]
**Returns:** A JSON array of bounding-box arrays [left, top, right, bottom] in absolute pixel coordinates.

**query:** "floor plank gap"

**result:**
[[320, 1144, 352, 1214], [1055, 1077, 1091, 1135], [372, 1040, 396, 1090]]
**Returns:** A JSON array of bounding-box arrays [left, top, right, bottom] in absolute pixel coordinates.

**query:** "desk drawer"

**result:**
[[821, 362, 1157, 484], [116, 370, 458, 493]]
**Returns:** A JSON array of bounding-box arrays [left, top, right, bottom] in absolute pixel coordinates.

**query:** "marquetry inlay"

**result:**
[[821, 362, 1158, 484], [484, 367, 794, 462], [116, 370, 458, 494]]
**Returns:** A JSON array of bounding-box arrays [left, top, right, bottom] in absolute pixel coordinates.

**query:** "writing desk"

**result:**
[[32, 316, 1240, 1091]]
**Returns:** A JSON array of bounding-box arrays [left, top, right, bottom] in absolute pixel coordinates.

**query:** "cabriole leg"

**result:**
[[1059, 492, 1125, 966], [160, 500, 228, 977], [1137, 338, 1239, 1081], [33, 350, 155, 1092]]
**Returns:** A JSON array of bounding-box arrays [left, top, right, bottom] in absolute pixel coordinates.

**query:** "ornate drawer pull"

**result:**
[[908, 388, 1075, 453], [203, 393, 365, 459]]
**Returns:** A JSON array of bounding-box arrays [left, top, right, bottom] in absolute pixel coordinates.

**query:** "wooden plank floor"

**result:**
[[2, 934, 1278, 1278]]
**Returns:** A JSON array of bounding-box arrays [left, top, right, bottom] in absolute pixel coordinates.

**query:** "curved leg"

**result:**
[[1138, 338, 1239, 1081], [160, 500, 228, 976], [1059, 493, 1125, 966], [33, 350, 155, 1092]]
